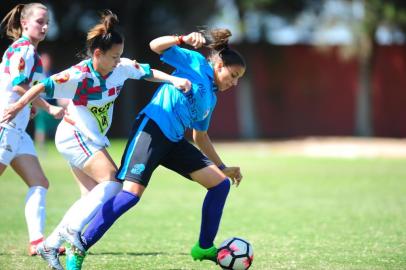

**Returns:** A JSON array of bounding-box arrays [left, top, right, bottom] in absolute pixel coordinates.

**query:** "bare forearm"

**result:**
[[14, 83, 46, 111], [32, 97, 51, 111], [193, 130, 223, 166], [149, 35, 180, 54], [145, 69, 175, 83]]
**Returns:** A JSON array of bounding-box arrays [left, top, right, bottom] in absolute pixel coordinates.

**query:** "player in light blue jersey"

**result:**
[[64, 28, 246, 269]]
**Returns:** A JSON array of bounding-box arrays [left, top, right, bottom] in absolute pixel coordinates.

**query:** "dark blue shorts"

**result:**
[[116, 114, 213, 186]]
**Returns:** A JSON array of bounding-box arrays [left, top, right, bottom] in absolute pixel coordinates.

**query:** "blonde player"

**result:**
[[0, 3, 65, 256], [2, 10, 190, 270]]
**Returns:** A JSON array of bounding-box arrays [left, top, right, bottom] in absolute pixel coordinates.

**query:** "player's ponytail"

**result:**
[[203, 28, 245, 68], [85, 10, 124, 57], [1, 3, 47, 41]]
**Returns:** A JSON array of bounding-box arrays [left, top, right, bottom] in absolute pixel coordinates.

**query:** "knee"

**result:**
[[209, 178, 230, 194], [123, 180, 145, 197], [34, 177, 50, 189]]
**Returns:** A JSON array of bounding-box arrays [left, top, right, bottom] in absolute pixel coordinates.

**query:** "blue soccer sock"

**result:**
[[81, 190, 140, 250], [199, 179, 231, 249]]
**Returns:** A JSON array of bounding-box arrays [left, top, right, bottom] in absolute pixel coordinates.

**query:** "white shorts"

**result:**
[[55, 120, 104, 169], [0, 125, 37, 166]]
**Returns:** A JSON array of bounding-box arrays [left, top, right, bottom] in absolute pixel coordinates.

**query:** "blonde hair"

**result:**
[[1, 3, 48, 41]]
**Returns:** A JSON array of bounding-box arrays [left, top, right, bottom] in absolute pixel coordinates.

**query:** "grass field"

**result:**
[[0, 140, 405, 270]]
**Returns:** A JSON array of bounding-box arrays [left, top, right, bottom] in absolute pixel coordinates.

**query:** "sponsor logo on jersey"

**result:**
[[89, 101, 114, 133]]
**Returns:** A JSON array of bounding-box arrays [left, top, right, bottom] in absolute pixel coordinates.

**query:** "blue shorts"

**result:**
[[116, 114, 213, 186]]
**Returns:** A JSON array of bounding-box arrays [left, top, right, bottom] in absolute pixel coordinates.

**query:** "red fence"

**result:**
[[210, 44, 406, 139]]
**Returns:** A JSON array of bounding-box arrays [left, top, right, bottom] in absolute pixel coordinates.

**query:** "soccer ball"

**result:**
[[217, 237, 254, 270]]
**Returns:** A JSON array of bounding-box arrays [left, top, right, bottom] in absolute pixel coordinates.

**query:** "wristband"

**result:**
[[218, 164, 226, 170], [175, 35, 184, 45]]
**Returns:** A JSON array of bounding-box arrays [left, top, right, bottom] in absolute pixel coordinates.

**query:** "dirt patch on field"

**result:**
[[217, 137, 406, 158]]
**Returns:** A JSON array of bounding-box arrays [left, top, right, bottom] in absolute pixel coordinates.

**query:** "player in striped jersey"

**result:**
[[2, 10, 191, 270], [0, 3, 65, 256]]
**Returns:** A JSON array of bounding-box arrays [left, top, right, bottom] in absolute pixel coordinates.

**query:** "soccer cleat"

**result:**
[[36, 242, 64, 270], [191, 242, 218, 262], [66, 244, 86, 270], [29, 237, 66, 256], [59, 226, 85, 253]]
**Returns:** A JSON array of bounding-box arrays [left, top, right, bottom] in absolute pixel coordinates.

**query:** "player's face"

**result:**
[[97, 43, 124, 75], [21, 8, 49, 47], [214, 63, 245, 92]]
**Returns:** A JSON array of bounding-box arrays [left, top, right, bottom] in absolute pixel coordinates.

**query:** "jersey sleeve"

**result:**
[[9, 46, 35, 86], [191, 109, 214, 131], [42, 67, 84, 99], [120, 58, 152, 80], [160, 46, 205, 73]]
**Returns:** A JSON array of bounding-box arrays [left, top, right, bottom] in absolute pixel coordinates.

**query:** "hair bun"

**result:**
[[202, 28, 231, 52], [101, 10, 118, 32]]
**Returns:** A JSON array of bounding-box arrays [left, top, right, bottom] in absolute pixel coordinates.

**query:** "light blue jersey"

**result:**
[[142, 46, 217, 142]]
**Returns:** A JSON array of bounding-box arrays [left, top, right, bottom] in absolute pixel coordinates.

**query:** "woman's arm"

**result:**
[[1, 83, 47, 123], [145, 69, 191, 92], [193, 129, 243, 186], [14, 85, 65, 119], [149, 32, 206, 54]]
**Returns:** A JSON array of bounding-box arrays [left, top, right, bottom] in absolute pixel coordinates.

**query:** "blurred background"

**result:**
[[1, 0, 406, 140]]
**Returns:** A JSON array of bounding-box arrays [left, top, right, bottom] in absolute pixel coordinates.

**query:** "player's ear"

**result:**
[[214, 61, 223, 71], [94, 48, 102, 58]]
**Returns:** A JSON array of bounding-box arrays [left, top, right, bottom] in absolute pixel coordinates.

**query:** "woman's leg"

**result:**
[[71, 167, 99, 196], [44, 167, 98, 249], [0, 163, 7, 175], [10, 155, 49, 254], [190, 165, 230, 259], [80, 181, 145, 250], [47, 149, 122, 250]]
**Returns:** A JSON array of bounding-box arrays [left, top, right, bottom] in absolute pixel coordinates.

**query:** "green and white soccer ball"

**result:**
[[217, 237, 254, 270]]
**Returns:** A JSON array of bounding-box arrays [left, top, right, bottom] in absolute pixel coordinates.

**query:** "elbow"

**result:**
[[149, 40, 160, 54]]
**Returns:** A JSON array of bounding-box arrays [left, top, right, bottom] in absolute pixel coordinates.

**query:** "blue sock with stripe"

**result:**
[[81, 190, 140, 250], [199, 179, 231, 248]]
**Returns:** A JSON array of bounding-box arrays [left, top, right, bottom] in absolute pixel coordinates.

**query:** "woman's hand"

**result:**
[[171, 77, 192, 93], [222, 166, 243, 187], [182, 32, 206, 49], [48, 105, 65, 119], [1, 102, 24, 123]]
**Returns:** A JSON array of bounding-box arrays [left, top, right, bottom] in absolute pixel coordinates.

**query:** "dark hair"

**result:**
[[202, 28, 245, 68], [84, 10, 124, 58], [1, 3, 47, 41]]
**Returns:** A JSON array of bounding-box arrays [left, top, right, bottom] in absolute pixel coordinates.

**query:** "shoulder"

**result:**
[[9, 38, 34, 56], [117, 57, 140, 70], [117, 58, 148, 74], [51, 60, 88, 82]]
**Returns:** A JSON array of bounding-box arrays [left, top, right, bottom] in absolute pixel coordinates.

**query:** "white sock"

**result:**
[[69, 181, 122, 232], [45, 198, 84, 248], [25, 186, 47, 242]]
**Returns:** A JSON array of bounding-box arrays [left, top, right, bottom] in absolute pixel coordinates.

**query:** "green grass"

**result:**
[[0, 140, 406, 270]]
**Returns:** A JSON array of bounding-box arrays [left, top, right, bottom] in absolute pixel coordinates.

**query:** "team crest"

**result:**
[[53, 72, 70, 84], [18, 57, 25, 73], [131, 164, 145, 175]]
